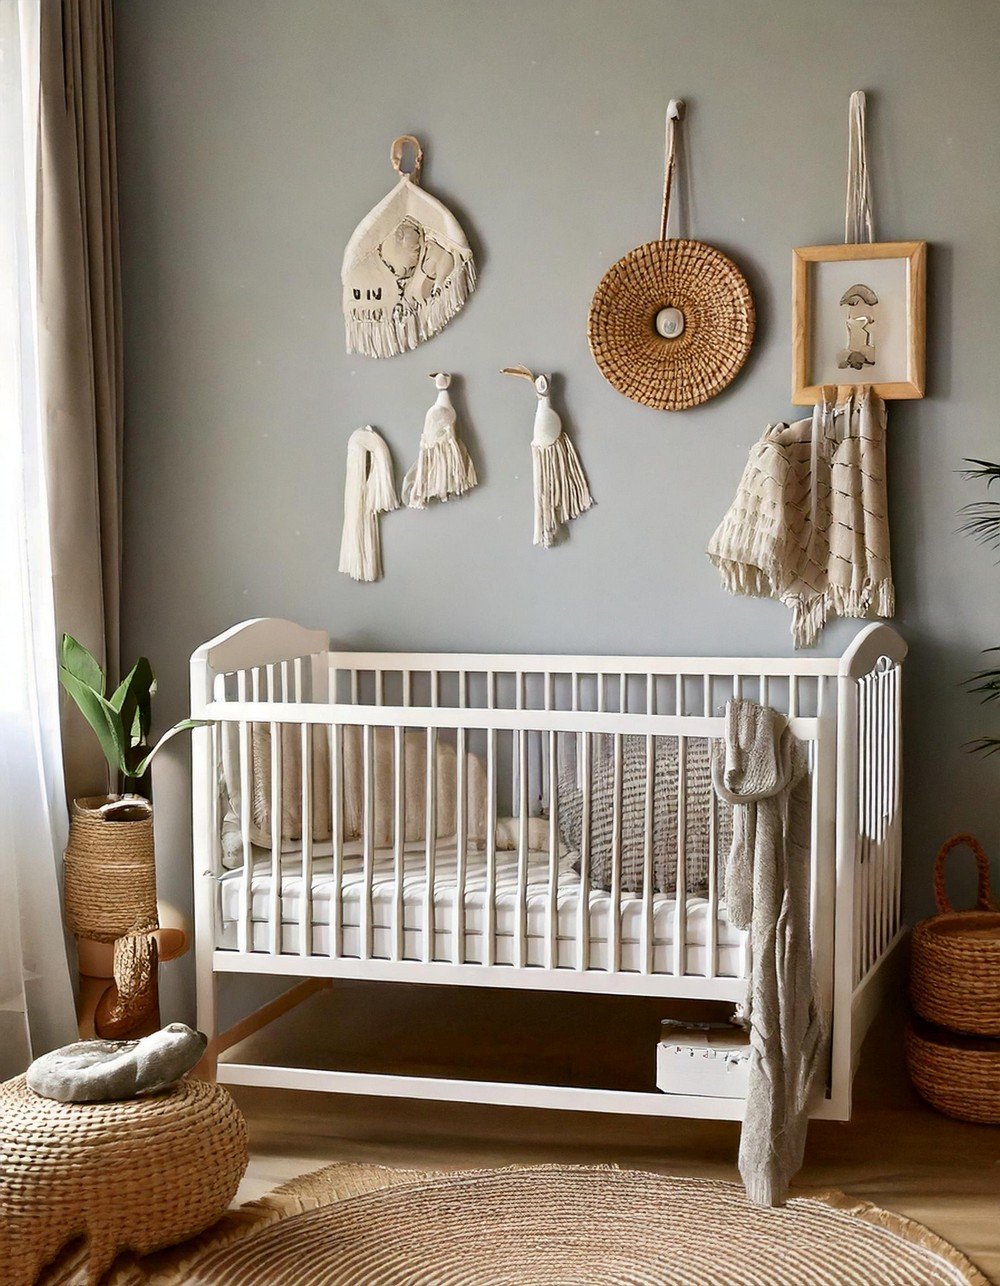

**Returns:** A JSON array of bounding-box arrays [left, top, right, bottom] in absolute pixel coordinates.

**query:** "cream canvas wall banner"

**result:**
[[342, 135, 477, 359]]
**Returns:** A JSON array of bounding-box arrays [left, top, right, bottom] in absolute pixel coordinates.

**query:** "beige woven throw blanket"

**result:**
[[712, 700, 825, 1207], [707, 386, 892, 647]]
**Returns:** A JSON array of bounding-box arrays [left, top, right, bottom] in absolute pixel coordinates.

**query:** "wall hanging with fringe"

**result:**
[[338, 427, 399, 583], [502, 366, 594, 548], [342, 135, 476, 359], [402, 373, 477, 508], [707, 386, 893, 648], [588, 100, 755, 411]]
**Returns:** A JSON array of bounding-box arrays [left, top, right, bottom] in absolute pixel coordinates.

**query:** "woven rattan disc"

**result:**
[[589, 238, 755, 410], [186, 1164, 985, 1286]]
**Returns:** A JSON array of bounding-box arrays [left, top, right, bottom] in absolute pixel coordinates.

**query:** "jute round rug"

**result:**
[[41, 1163, 987, 1285]]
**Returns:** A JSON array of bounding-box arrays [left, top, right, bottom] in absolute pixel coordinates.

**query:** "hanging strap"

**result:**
[[659, 99, 685, 242], [390, 135, 423, 184], [845, 91, 874, 244]]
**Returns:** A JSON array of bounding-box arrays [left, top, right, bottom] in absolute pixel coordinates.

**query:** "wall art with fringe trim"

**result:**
[[502, 367, 594, 548], [342, 136, 477, 359], [402, 373, 477, 508]]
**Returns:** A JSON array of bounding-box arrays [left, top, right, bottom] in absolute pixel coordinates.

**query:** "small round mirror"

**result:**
[[655, 306, 685, 339]]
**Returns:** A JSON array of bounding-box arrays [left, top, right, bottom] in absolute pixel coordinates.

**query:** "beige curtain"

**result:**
[[37, 0, 123, 801]]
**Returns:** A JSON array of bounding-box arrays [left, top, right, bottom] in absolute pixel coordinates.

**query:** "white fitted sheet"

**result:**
[[217, 839, 746, 976]]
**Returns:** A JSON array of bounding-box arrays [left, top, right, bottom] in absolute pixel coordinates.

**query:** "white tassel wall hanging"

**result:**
[[342, 136, 477, 359], [502, 366, 594, 548], [338, 427, 399, 583], [401, 373, 478, 508]]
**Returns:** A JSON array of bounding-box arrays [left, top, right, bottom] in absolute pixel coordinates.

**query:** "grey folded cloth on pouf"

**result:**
[[26, 1023, 207, 1102], [712, 700, 826, 1206]]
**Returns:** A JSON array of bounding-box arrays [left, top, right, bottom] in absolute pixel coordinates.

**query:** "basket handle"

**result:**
[[934, 833, 996, 913]]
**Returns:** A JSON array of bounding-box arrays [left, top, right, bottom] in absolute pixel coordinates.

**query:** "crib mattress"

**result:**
[[217, 841, 746, 976]]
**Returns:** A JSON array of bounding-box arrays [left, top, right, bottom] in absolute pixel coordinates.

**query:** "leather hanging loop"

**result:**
[[659, 99, 685, 242], [390, 135, 423, 184]]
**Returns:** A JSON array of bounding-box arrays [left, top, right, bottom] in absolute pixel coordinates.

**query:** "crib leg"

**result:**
[[194, 963, 219, 1082]]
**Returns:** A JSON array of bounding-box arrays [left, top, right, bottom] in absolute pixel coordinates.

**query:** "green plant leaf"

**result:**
[[129, 719, 212, 779], [966, 736, 1000, 757], [58, 668, 128, 776], [60, 634, 106, 697], [109, 657, 155, 748]]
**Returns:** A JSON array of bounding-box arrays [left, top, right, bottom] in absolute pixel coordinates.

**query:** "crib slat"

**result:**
[[641, 675, 655, 975], [455, 725, 468, 965], [392, 725, 405, 963], [577, 730, 591, 972], [546, 729, 559, 971], [209, 721, 223, 946], [424, 726, 437, 964], [878, 667, 891, 959], [892, 666, 903, 937], [485, 727, 497, 967], [610, 731, 623, 973], [299, 718, 313, 957], [640, 735, 655, 972], [331, 723, 344, 959], [673, 735, 688, 978], [515, 727, 529, 969], [362, 723, 374, 960], [236, 672, 252, 954], [267, 665, 282, 955]]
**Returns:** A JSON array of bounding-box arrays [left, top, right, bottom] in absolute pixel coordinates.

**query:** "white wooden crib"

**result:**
[[190, 618, 906, 1122]]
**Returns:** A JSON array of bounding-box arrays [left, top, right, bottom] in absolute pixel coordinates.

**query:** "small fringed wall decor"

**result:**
[[342, 135, 477, 359], [502, 367, 594, 548], [792, 92, 926, 404], [588, 100, 755, 411], [402, 373, 478, 508], [338, 427, 399, 583]]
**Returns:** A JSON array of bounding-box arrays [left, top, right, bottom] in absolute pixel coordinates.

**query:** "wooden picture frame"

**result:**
[[792, 241, 926, 405]]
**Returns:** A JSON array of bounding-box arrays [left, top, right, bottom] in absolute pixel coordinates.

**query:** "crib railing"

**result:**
[[191, 624, 868, 1010]]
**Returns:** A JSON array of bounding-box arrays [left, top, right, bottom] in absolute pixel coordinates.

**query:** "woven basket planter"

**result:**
[[905, 1020, 1000, 1125], [910, 834, 1000, 1037], [0, 1074, 247, 1284], [63, 795, 158, 943]]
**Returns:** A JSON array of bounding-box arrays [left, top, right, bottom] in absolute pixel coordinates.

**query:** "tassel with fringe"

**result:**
[[402, 373, 478, 508], [502, 365, 594, 548], [338, 426, 399, 582]]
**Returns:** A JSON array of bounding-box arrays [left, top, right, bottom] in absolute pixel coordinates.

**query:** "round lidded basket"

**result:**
[[905, 1019, 1000, 1125], [64, 794, 158, 942], [588, 238, 755, 411], [910, 834, 1000, 1037]]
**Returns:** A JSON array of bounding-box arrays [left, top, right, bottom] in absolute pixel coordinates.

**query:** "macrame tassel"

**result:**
[[532, 431, 593, 548], [402, 372, 478, 508], [502, 365, 594, 548], [845, 90, 874, 244], [338, 426, 399, 582]]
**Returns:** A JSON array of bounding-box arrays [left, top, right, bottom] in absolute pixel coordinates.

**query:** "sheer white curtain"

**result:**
[[0, 0, 77, 1076]]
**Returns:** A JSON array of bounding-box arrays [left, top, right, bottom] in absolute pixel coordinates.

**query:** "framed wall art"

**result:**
[[792, 241, 926, 404]]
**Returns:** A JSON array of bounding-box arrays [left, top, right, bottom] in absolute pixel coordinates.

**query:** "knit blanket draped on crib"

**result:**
[[713, 699, 826, 1207]]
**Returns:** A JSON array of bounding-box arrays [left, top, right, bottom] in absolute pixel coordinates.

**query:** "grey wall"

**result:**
[[115, 0, 1000, 1022]]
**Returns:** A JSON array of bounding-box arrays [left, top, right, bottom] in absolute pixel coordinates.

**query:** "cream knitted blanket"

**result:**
[[712, 700, 825, 1207], [707, 387, 893, 648]]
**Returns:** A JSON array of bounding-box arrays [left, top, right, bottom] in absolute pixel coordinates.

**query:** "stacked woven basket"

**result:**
[[906, 834, 1000, 1123]]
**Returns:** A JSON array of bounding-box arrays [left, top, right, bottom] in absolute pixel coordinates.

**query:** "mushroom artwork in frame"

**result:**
[[792, 241, 926, 404]]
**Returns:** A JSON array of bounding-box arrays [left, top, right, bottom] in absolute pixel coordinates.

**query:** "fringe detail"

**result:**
[[346, 257, 476, 359], [338, 428, 399, 582], [403, 436, 477, 509], [532, 431, 594, 548], [791, 580, 896, 649]]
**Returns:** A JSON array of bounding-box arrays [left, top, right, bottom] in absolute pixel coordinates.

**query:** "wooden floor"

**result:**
[[225, 984, 1000, 1281]]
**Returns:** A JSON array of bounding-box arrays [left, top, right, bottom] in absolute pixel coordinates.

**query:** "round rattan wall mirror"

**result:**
[[588, 103, 755, 411]]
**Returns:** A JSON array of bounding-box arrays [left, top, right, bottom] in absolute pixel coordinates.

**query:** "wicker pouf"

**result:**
[[0, 1075, 248, 1285]]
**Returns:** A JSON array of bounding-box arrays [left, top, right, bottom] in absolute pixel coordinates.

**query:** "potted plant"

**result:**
[[59, 635, 204, 1035]]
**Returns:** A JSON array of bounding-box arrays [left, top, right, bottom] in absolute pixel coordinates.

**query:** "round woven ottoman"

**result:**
[[0, 1074, 248, 1285]]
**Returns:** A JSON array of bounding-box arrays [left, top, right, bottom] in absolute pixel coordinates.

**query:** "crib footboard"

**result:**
[[190, 619, 905, 1122]]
